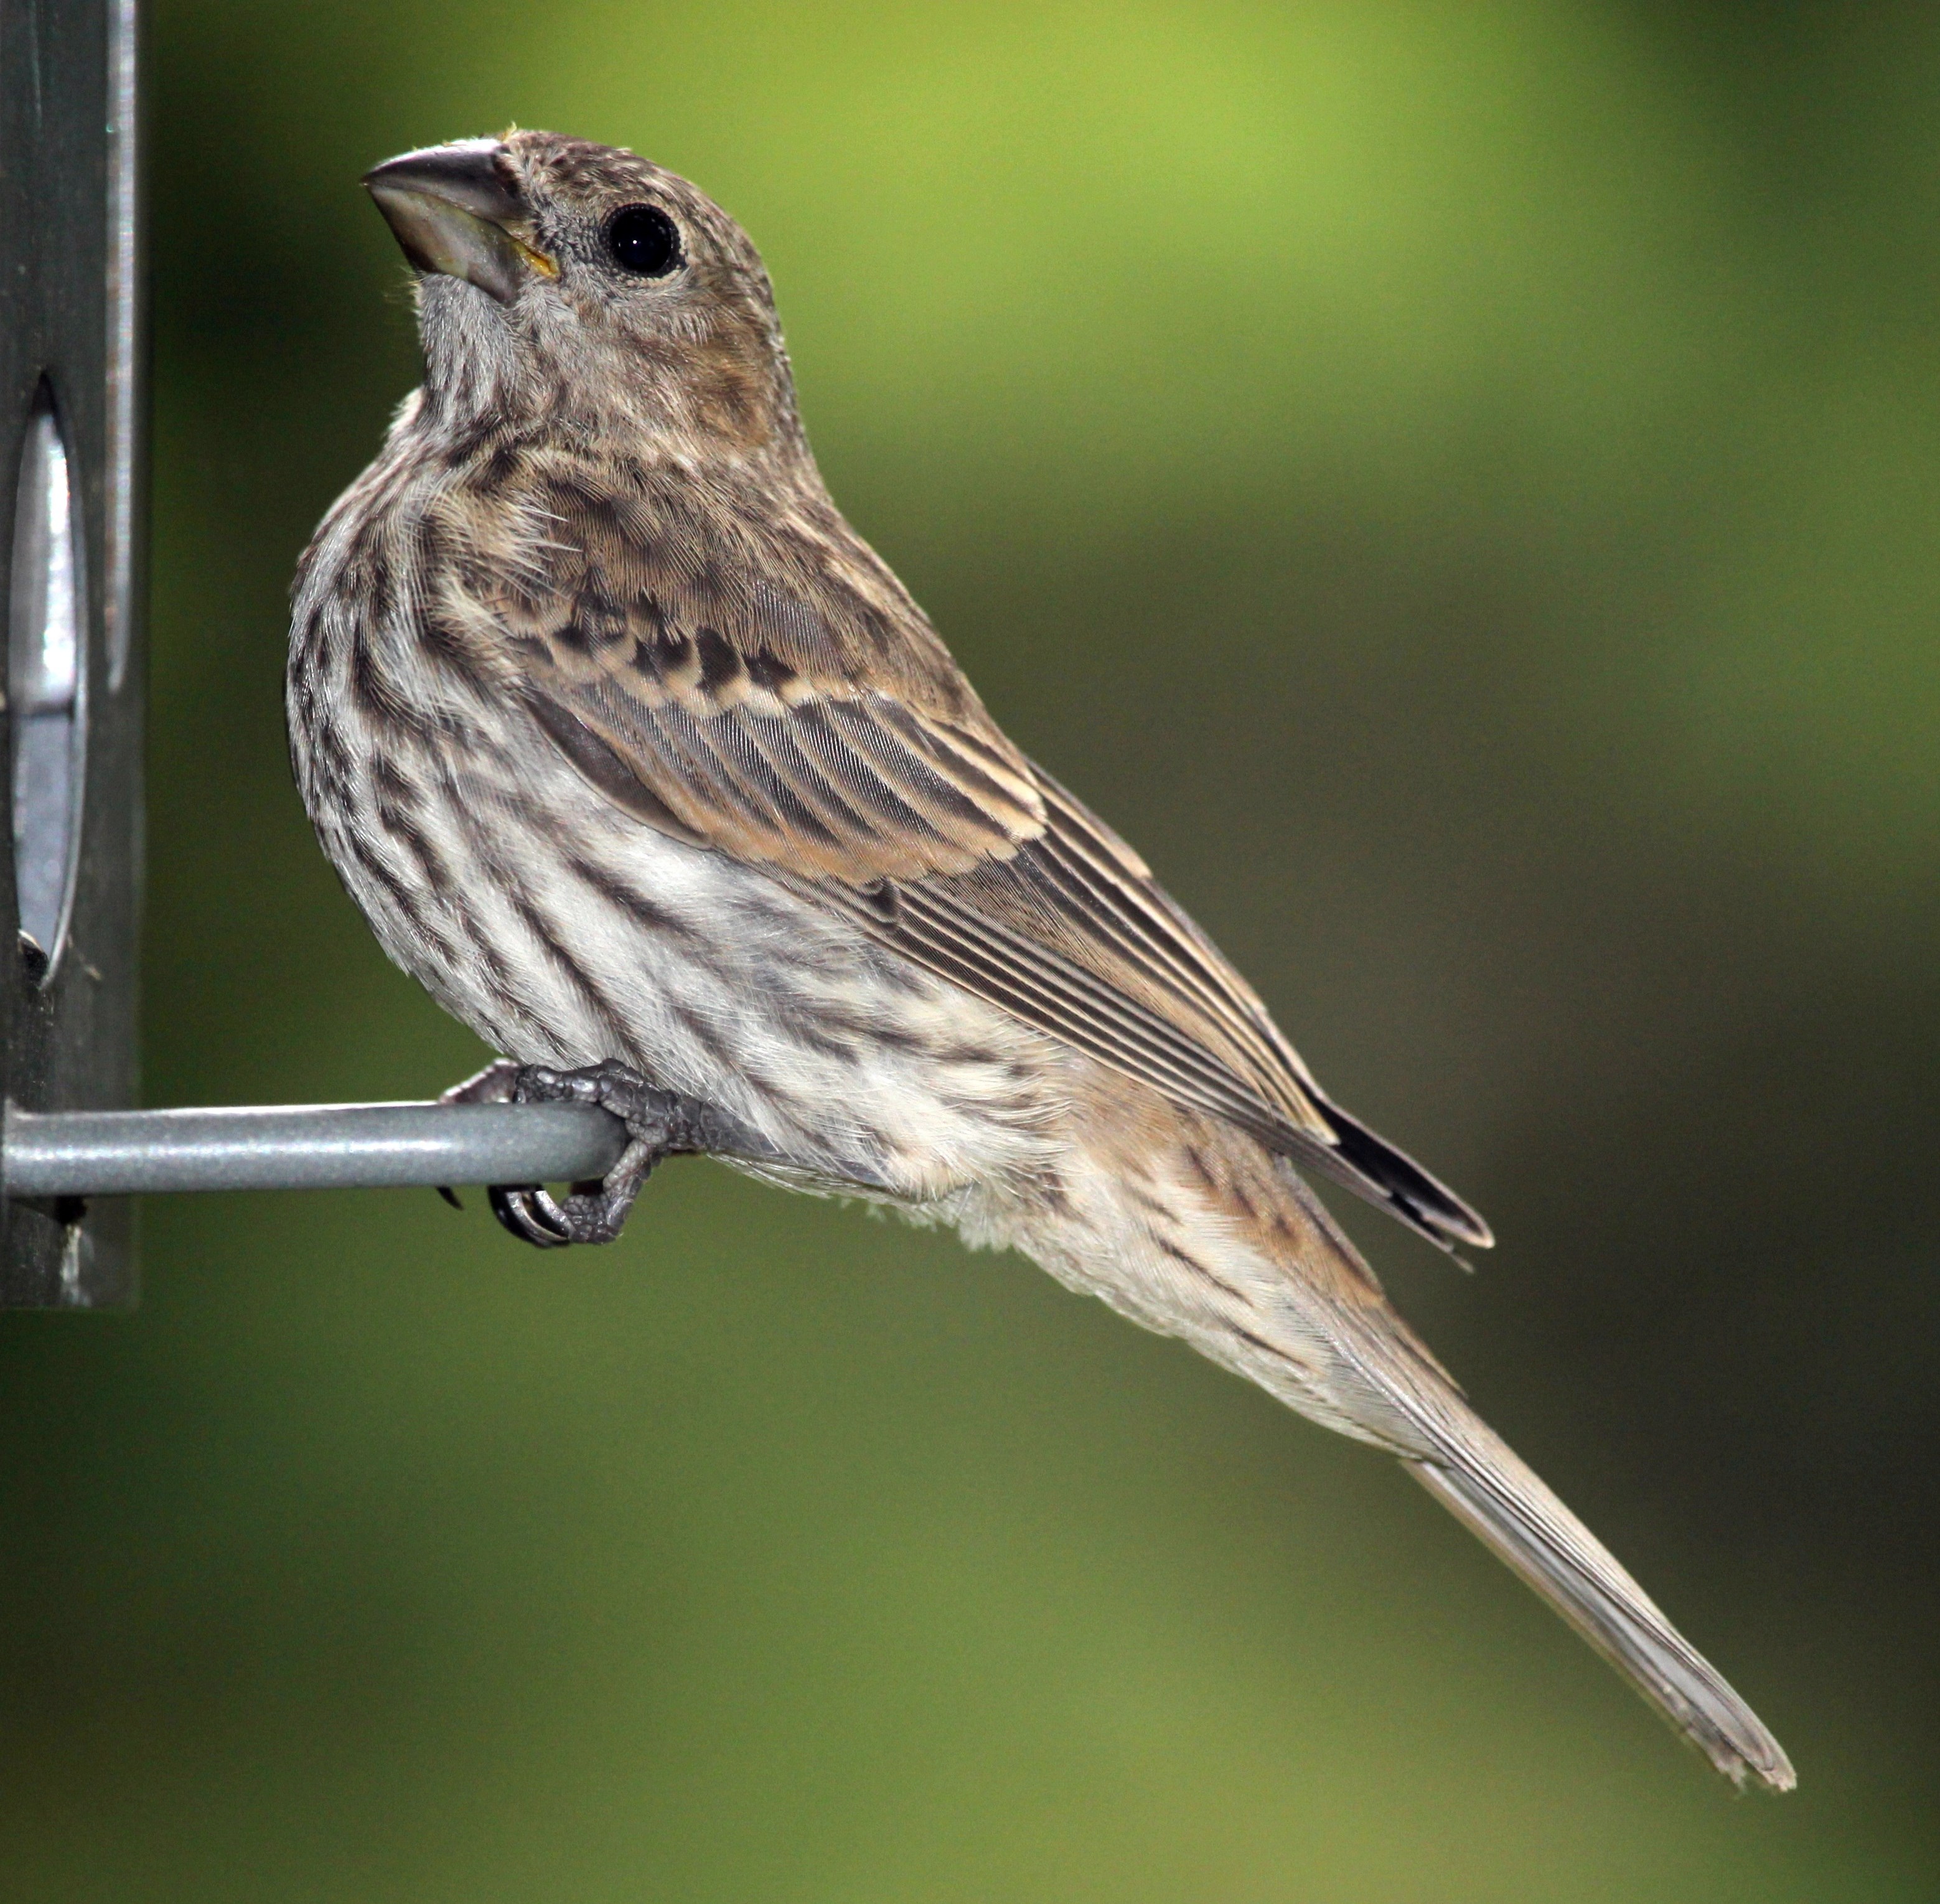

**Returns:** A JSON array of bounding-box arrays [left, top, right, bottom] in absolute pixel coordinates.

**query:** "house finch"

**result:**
[[288, 131, 1792, 1789]]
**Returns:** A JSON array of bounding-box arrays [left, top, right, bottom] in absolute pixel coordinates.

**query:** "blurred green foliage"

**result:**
[[0, 2, 1934, 1898]]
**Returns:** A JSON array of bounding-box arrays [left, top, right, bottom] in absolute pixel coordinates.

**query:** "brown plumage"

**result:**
[[288, 130, 1793, 1789]]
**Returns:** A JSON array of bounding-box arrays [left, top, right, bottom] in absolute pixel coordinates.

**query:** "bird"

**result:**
[[288, 129, 1794, 1791]]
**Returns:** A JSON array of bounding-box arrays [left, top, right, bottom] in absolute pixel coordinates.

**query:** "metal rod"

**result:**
[[2, 1102, 630, 1198]]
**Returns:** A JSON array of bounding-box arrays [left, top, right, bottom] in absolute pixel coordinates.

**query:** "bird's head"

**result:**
[[365, 130, 800, 459]]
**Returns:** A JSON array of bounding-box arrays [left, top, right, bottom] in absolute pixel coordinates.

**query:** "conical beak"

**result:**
[[364, 139, 556, 304]]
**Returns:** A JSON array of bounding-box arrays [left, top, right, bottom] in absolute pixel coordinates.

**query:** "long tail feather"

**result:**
[[1407, 1430, 1794, 1790]]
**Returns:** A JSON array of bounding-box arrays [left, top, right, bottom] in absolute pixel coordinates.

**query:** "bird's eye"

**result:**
[[605, 205, 682, 278]]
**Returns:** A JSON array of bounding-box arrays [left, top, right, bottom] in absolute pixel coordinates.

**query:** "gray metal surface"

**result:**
[[4, 1102, 632, 1198], [1, 0, 146, 1305]]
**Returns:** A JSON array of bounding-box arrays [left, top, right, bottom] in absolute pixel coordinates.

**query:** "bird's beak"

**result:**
[[364, 139, 558, 305]]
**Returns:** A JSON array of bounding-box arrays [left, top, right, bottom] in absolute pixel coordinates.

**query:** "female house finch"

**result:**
[[288, 131, 1792, 1789]]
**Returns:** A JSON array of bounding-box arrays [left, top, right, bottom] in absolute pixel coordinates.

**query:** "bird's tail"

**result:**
[[1401, 1411, 1795, 1790], [1055, 1092, 1792, 1787]]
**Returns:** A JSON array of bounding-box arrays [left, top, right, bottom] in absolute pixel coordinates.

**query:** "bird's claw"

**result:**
[[439, 1058, 727, 1248], [487, 1181, 578, 1247]]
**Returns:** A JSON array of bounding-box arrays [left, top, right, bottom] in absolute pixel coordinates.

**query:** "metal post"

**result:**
[[1, 0, 145, 1305]]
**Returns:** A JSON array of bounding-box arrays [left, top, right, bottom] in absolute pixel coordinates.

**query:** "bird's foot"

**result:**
[[439, 1058, 725, 1249]]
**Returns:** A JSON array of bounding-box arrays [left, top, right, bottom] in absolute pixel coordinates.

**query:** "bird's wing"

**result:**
[[443, 469, 1490, 1253], [832, 764, 1489, 1253]]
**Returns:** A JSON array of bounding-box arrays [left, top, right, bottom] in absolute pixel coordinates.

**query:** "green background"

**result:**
[[4, 2, 1937, 1898]]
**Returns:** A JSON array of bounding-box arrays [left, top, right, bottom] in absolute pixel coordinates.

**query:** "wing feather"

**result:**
[[445, 463, 1492, 1252]]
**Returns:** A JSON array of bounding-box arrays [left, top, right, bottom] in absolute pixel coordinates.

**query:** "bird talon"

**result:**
[[489, 1183, 574, 1248], [459, 1058, 741, 1249], [441, 1057, 525, 1107]]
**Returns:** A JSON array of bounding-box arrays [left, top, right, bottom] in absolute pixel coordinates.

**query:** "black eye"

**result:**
[[605, 204, 682, 277]]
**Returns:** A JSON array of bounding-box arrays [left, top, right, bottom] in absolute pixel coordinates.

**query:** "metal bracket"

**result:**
[[1, 0, 144, 1305]]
